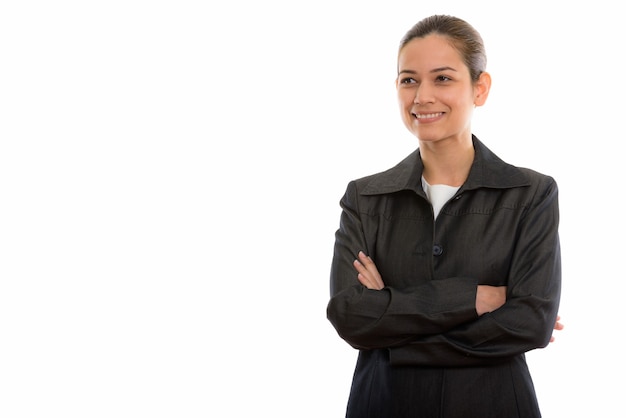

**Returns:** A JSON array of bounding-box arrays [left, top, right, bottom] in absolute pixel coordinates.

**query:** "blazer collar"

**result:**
[[361, 135, 531, 196]]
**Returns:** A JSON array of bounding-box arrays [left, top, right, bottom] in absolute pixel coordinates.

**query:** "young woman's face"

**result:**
[[396, 34, 488, 144]]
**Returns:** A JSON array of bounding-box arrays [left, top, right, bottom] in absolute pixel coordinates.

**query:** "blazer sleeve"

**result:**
[[389, 176, 561, 367], [326, 180, 479, 350]]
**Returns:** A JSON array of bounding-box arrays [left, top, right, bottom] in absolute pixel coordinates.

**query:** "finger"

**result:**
[[353, 259, 378, 284], [357, 273, 382, 290], [553, 315, 564, 330], [354, 254, 384, 290], [355, 266, 378, 289], [353, 260, 375, 287], [358, 252, 385, 289], [361, 274, 384, 290], [353, 258, 367, 275], [358, 251, 383, 279], [358, 251, 381, 273]]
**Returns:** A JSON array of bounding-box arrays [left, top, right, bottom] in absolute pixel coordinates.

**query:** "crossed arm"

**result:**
[[354, 250, 564, 341]]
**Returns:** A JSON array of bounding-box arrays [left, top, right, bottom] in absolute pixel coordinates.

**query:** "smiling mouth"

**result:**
[[413, 112, 444, 119]]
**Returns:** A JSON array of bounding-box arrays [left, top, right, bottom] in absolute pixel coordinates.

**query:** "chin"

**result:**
[[414, 129, 440, 142], [417, 137, 441, 143]]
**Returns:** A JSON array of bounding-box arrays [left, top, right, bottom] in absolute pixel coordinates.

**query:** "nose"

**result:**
[[413, 83, 434, 104]]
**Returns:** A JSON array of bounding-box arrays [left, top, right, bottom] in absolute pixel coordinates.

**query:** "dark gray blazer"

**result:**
[[327, 136, 561, 418]]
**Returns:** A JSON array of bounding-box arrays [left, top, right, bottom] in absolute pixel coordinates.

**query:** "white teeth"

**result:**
[[414, 112, 442, 119]]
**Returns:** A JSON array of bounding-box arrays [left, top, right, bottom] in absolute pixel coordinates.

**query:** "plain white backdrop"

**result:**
[[1, 1, 624, 417]]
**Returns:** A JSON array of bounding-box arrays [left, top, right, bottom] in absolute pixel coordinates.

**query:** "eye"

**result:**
[[399, 77, 417, 85], [435, 75, 452, 82]]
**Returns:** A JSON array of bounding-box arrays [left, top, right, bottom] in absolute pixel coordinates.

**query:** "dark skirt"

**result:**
[[345, 349, 541, 418]]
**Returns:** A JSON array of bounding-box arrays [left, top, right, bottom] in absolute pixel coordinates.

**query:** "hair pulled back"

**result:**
[[399, 15, 486, 82]]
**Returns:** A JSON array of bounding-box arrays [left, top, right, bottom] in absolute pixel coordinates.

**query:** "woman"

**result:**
[[327, 15, 562, 418]]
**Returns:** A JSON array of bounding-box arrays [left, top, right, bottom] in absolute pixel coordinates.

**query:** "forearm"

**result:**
[[389, 289, 561, 367], [327, 278, 478, 349]]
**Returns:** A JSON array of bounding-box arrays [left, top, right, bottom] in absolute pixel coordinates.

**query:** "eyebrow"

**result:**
[[398, 66, 458, 75]]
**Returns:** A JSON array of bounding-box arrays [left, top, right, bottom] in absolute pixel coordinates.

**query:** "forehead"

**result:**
[[398, 34, 466, 72]]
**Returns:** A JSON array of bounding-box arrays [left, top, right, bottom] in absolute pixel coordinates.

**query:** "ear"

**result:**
[[474, 71, 491, 107]]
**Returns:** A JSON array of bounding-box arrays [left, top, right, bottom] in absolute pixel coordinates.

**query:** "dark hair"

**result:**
[[399, 15, 486, 82]]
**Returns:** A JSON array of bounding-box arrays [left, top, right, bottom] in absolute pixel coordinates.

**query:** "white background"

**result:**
[[1, 1, 624, 417]]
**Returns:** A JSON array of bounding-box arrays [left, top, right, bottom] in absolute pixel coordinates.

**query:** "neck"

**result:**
[[419, 135, 474, 187]]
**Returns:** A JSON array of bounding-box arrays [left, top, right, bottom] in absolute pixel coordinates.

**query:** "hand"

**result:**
[[353, 251, 385, 290], [550, 315, 564, 343], [475, 285, 507, 315]]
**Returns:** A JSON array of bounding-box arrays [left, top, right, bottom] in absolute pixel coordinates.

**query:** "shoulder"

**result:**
[[516, 166, 557, 186], [515, 166, 559, 202], [471, 137, 558, 193], [347, 149, 423, 196]]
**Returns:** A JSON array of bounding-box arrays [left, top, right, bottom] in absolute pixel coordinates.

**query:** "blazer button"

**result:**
[[433, 244, 443, 256]]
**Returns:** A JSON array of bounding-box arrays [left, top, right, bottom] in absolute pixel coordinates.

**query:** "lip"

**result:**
[[412, 111, 444, 122]]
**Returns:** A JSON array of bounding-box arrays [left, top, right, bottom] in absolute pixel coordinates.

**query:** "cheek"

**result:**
[[444, 91, 474, 114], [397, 90, 413, 109], [440, 89, 461, 104]]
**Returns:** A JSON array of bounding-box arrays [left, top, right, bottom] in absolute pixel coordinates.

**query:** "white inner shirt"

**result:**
[[421, 177, 460, 219]]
